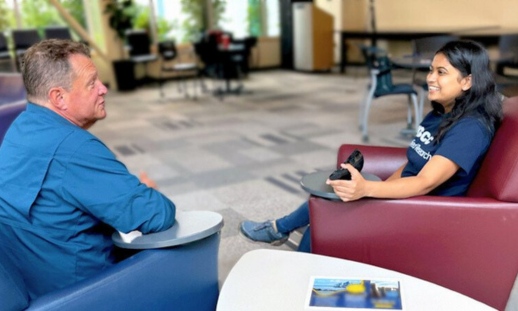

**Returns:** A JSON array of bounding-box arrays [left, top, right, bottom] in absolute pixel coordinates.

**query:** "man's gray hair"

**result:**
[[21, 39, 91, 103]]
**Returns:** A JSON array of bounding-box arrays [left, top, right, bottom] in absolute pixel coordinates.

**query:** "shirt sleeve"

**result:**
[[60, 137, 176, 234], [434, 118, 491, 175]]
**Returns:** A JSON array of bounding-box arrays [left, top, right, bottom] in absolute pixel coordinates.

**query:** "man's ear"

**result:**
[[462, 74, 472, 91], [48, 87, 66, 110]]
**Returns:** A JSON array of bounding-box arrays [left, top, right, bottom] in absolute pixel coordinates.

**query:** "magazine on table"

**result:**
[[305, 276, 404, 310]]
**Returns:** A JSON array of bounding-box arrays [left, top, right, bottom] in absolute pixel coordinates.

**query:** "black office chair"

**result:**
[[44, 26, 72, 40], [125, 30, 158, 84], [0, 32, 15, 72], [12, 29, 41, 51], [198, 32, 247, 100], [230, 36, 257, 77], [158, 40, 202, 99], [495, 34, 518, 77], [193, 39, 227, 96], [412, 35, 459, 58], [359, 45, 419, 142], [12, 29, 41, 71], [192, 36, 224, 100], [493, 35, 518, 97]]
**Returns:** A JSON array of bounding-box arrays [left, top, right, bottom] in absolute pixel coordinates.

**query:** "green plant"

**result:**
[[104, 0, 137, 40], [247, 0, 263, 37], [61, 0, 87, 29], [21, 0, 65, 37], [21, 0, 86, 38], [180, 0, 204, 42], [180, 0, 226, 42], [212, 0, 226, 28], [133, 6, 174, 41], [0, 0, 14, 32]]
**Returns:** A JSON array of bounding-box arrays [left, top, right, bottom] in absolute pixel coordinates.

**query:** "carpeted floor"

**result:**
[[89, 68, 428, 285]]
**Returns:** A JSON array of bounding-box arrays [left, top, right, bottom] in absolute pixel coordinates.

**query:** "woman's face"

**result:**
[[427, 53, 472, 112]]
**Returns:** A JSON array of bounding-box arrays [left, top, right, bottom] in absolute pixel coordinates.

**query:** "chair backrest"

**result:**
[[0, 32, 8, 52], [44, 26, 72, 40], [494, 34, 518, 76], [0, 73, 27, 106], [360, 45, 395, 95], [126, 30, 152, 57], [0, 248, 29, 311], [194, 38, 219, 67], [467, 96, 518, 201], [158, 40, 178, 61], [412, 35, 459, 57], [205, 30, 232, 45], [244, 36, 257, 50], [0, 101, 26, 144], [12, 29, 41, 50], [499, 34, 518, 55]]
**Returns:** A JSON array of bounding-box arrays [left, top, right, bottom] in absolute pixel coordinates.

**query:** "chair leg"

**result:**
[[159, 72, 165, 98], [418, 88, 427, 121], [179, 76, 189, 98], [361, 93, 375, 142], [406, 96, 413, 130], [411, 93, 420, 131], [399, 93, 420, 138], [235, 65, 244, 93], [358, 90, 367, 130], [360, 84, 376, 142], [199, 74, 209, 93], [191, 76, 198, 100]]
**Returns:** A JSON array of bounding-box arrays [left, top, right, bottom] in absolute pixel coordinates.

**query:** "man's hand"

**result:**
[[139, 171, 158, 189]]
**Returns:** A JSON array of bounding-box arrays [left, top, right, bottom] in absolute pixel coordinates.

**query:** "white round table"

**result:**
[[216, 249, 496, 311], [112, 210, 224, 249]]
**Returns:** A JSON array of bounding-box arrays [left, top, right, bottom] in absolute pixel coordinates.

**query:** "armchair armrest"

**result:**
[[337, 144, 407, 180], [28, 233, 220, 311], [309, 196, 518, 310], [0, 101, 26, 142]]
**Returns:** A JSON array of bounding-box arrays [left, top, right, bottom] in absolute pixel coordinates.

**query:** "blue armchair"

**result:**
[[0, 74, 222, 311], [0, 73, 27, 106], [0, 73, 27, 143], [0, 101, 26, 143], [1, 233, 221, 311]]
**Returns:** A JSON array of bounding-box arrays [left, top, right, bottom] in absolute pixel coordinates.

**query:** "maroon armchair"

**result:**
[[309, 96, 518, 310]]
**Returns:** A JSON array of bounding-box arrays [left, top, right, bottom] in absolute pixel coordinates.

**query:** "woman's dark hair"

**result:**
[[432, 40, 503, 142]]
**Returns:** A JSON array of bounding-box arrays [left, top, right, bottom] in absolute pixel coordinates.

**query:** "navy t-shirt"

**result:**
[[402, 111, 492, 196]]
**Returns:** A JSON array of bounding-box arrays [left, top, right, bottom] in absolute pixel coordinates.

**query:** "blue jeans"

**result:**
[[275, 201, 311, 253]]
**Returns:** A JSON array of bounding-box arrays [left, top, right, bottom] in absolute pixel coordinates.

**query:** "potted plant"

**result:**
[[104, 0, 139, 91]]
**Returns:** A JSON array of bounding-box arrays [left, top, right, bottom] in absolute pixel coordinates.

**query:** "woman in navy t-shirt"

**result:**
[[330, 40, 503, 201], [240, 40, 503, 252]]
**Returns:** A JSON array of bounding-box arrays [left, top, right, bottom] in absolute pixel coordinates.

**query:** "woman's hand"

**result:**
[[326, 155, 459, 201], [326, 163, 367, 202]]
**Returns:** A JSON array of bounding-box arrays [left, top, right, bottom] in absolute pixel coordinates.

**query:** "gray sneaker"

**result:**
[[239, 220, 289, 246]]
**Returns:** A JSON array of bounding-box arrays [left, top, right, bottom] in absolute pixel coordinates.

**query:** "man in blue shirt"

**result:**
[[0, 39, 176, 299]]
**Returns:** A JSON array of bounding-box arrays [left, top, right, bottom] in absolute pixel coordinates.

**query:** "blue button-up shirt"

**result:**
[[0, 103, 176, 298]]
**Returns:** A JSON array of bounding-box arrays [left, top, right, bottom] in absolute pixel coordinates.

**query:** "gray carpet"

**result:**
[[89, 68, 427, 285]]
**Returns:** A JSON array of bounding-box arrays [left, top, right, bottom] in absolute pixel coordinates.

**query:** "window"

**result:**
[[219, 0, 248, 39], [3, 0, 86, 34]]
